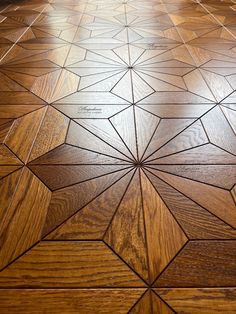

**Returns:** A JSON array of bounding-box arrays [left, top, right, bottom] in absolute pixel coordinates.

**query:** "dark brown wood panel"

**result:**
[[156, 288, 236, 314], [155, 241, 236, 287]]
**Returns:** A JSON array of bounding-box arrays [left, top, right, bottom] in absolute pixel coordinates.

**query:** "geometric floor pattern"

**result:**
[[0, 0, 236, 312]]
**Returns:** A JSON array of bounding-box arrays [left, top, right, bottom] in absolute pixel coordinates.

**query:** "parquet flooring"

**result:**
[[0, 0, 236, 313]]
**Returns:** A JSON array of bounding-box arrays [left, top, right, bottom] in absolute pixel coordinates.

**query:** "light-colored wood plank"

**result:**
[[104, 171, 149, 282], [5, 107, 47, 162], [0, 289, 145, 314], [130, 290, 151, 314], [152, 291, 174, 314], [0, 144, 22, 164], [29, 106, 69, 161], [151, 143, 236, 165], [0, 165, 21, 179], [221, 106, 236, 133], [66, 120, 130, 161], [149, 165, 236, 189], [152, 169, 236, 228], [110, 106, 137, 159], [145, 171, 236, 239], [0, 121, 13, 142], [200, 69, 233, 102], [135, 106, 160, 160], [42, 169, 131, 236], [0, 241, 144, 287], [47, 171, 134, 239], [183, 69, 215, 101], [143, 118, 194, 160], [137, 104, 214, 118], [0, 104, 45, 119], [147, 120, 208, 161], [0, 169, 23, 225], [51, 68, 80, 103], [202, 106, 236, 155], [74, 118, 133, 160], [141, 171, 187, 282], [30, 144, 129, 165], [0, 167, 51, 270]]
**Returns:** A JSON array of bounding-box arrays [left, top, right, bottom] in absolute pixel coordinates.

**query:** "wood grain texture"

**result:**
[[0, 169, 23, 225], [22, 70, 61, 103], [141, 171, 187, 282], [110, 106, 137, 160], [74, 118, 133, 160], [0, 167, 51, 270], [29, 106, 69, 162], [67, 120, 131, 161], [104, 171, 149, 282], [53, 104, 130, 119], [183, 69, 215, 101], [151, 169, 236, 228], [0, 144, 22, 164], [0, 165, 21, 179], [111, 71, 133, 103], [0, 119, 13, 127], [200, 69, 233, 102], [137, 104, 214, 118], [143, 118, 194, 160], [5, 107, 47, 162], [152, 291, 175, 314], [221, 105, 236, 134], [0, 104, 45, 119], [129, 290, 151, 314], [130, 287, 186, 313], [0, 92, 45, 105], [0, 289, 145, 314], [29, 164, 130, 190], [232, 185, 236, 203], [50, 69, 80, 103], [135, 106, 160, 160], [155, 241, 236, 287], [145, 171, 236, 239], [149, 143, 236, 165], [0, 120, 13, 142], [46, 171, 134, 240], [30, 143, 130, 165], [132, 71, 155, 103], [42, 169, 131, 236], [148, 164, 236, 189], [202, 106, 236, 155], [147, 120, 208, 161], [156, 288, 236, 314], [0, 72, 26, 91], [0, 0, 236, 311], [0, 241, 144, 287]]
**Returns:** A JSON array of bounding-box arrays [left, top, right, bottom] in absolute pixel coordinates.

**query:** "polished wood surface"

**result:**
[[0, 0, 236, 313]]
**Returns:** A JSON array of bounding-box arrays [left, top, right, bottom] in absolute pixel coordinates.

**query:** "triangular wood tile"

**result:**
[[145, 170, 236, 239], [141, 171, 187, 282], [42, 168, 131, 236], [104, 171, 149, 282], [46, 170, 134, 240]]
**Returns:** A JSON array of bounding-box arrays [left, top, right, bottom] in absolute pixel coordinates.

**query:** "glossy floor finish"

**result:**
[[0, 0, 236, 312]]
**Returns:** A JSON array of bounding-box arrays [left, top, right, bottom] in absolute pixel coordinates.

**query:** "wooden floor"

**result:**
[[0, 0, 236, 312]]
